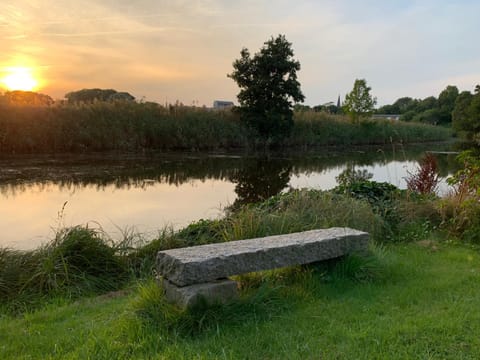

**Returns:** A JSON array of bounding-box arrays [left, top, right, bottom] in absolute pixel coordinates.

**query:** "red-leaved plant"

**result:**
[[405, 153, 440, 195]]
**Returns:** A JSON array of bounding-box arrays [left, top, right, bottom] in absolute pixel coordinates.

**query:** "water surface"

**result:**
[[0, 145, 459, 249]]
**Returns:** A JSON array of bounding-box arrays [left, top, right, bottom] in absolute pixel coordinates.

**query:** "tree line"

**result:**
[[1, 34, 477, 144], [0, 88, 135, 106]]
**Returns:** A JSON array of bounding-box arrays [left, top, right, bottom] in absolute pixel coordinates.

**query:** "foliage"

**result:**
[[0, 101, 250, 153], [288, 112, 451, 147], [405, 153, 440, 195], [412, 108, 443, 125], [437, 85, 459, 124], [0, 90, 54, 106], [379, 85, 459, 125], [441, 150, 480, 242], [0, 226, 128, 308], [377, 96, 417, 115], [334, 180, 403, 238], [227, 189, 383, 242], [335, 166, 373, 188], [65, 88, 135, 103], [447, 150, 480, 200], [228, 34, 305, 140], [452, 87, 480, 144], [0, 98, 452, 154], [343, 79, 377, 123], [334, 180, 399, 209]]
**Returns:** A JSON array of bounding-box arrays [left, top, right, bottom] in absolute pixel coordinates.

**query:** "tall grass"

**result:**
[[0, 103, 451, 154], [0, 102, 250, 153], [289, 111, 452, 147], [0, 226, 129, 311], [1, 189, 382, 311]]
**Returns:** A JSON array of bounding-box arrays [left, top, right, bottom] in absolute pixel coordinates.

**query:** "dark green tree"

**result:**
[[65, 88, 135, 103], [394, 97, 418, 113], [412, 108, 442, 125], [436, 85, 459, 125], [228, 35, 305, 140], [438, 85, 459, 112], [343, 79, 377, 123], [452, 90, 480, 143]]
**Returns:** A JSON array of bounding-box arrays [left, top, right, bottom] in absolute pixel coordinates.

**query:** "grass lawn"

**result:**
[[1, 242, 479, 359]]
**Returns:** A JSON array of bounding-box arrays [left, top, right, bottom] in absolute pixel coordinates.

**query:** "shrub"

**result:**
[[405, 153, 440, 195], [440, 150, 480, 242]]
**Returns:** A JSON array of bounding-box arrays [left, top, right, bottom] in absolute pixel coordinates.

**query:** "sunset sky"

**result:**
[[1, 0, 479, 106]]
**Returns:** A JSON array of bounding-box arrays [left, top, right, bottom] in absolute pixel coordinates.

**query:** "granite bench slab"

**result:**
[[157, 227, 369, 287]]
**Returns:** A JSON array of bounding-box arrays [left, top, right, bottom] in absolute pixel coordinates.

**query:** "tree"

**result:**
[[452, 90, 480, 143], [228, 35, 305, 140], [412, 108, 442, 125], [2, 90, 54, 106], [343, 79, 377, 123], [436, 85, 459, 125], [65, 88, 135, 103], [393, 97, 418, 113]]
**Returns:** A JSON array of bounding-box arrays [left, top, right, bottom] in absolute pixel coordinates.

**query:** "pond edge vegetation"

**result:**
[[0, 101, 453, 154], [1, 149, 479, 314]]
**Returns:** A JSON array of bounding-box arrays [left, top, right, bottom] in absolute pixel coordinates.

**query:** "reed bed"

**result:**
[[0, 103, 451, 153]]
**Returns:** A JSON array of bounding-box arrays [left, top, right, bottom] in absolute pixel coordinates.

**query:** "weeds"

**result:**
[[405, 153, 440, 194], [0, 226, 129, 311], [440, 150, 480, 242]]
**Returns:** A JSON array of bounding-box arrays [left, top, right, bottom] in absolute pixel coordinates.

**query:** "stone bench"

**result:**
[[157, 227, 369, 307]]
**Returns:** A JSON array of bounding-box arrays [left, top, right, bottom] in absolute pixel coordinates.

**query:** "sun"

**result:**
[[1, 67, 38, 91]]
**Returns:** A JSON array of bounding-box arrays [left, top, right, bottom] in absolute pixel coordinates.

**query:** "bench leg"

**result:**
[[161, 278, 239, 308]]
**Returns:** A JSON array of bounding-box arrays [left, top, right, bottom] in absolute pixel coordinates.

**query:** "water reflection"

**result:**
[[232, 158, 292, 207], [0, 143, 459, 249], [0, 145, 459, 194]]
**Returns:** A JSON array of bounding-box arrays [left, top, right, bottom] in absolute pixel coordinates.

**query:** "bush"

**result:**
[[0, 226, 128, 307], [405, 153, 440, 195], [440, 150, 480, 242]]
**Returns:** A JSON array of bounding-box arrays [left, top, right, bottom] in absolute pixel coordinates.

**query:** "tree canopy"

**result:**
[[343, 79, 377, 122], [65, 89, 135, 103], [0, 90, 54, 106], [377, 85, 460, 125], [228, 34, 304, 140], [452, 87, 480, 144]]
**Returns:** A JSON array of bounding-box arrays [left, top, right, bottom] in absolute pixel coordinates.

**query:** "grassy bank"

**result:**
[[0, 102, 451, 153], [1, 242, 479, 359], [0, 190, 382, 310], [2, 166, 479, 357]]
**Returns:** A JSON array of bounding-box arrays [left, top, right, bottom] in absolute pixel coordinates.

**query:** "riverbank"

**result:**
[[0, 143, 460, 250], [0, 179, 473, 309], [0, 102, 452, 153], [1, 242, 479, 358], [1, 174, 479, 357]]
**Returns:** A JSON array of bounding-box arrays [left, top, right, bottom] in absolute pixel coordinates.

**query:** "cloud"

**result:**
[[1, 0, 479, 105]]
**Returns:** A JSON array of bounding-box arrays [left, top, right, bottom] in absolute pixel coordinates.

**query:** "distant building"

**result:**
[[372, 114, 401, 121], [213, 100, 234, 109]]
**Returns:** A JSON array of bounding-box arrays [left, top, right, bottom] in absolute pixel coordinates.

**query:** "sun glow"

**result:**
[[1, 67, 39, 91]]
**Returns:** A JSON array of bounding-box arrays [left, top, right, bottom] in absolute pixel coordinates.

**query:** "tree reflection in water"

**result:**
[[231, 158, 292, 208]]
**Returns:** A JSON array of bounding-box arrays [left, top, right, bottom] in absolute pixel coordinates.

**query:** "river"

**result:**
[[0, 143, 459, 249]]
